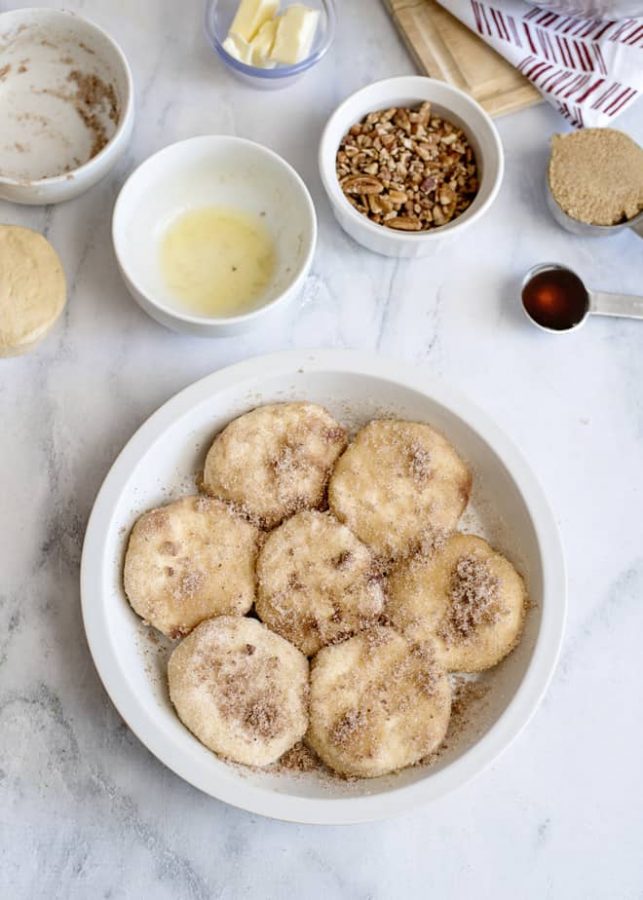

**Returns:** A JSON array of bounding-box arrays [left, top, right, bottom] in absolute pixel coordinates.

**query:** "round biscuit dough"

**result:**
[[307, 626, 451, 778], [329, 419, 471, 560], [201, 402, 347, 528], [168, 616, 309, 767], [386, 533, 527, 672], [0, 225, 66, 357], [123, 495, 259, 638], [256, 510, 385, 655]]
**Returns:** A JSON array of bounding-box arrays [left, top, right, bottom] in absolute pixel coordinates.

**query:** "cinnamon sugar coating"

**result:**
[[202, 403, 347, 529], [307, 627, 451, 778], [124, 495, 259, 637], [329, 419, 471, 561], [386, 533, 527, 672], [168, 616, 309, 767]]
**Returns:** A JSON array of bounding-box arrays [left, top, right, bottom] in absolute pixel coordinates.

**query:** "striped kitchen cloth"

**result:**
[[435, 0, 643, 126]]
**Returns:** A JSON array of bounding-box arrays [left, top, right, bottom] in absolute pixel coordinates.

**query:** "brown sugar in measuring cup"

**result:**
[[546, 129, 643, 239]]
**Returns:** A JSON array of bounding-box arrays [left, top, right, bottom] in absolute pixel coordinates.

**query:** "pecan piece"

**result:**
[[341, 175, 384, 195], [387, 189, 408, 205], [368, 194, 384, 214], [432, 205, 447, 226], [385, 216, 422, 231], [439, 185, 455, 206]]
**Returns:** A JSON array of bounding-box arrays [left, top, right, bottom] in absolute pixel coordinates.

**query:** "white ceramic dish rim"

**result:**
[[0, 7, 134, 188], [319, 76, 505, 246], [111, 135, 318, 329], [81, 349, 566, 824]]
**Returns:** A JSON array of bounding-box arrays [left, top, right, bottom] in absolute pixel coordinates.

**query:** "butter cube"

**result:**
[[270, 5, 320, 65], [222, 33, 254, 64], [249, 18, 278, 67], [229, 0, 279, 43]]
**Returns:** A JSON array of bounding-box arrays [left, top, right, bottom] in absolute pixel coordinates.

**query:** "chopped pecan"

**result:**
[[439, 185, 455, 206], [385, 216, 422, 231], [341, 175, 384, 195], [387, 189, 408, 205], [335, 103, 479, 232]]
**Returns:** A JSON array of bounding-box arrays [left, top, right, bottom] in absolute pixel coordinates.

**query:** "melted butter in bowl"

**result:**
[[160, 206, 276, 318], [113, 135, 316, 337]]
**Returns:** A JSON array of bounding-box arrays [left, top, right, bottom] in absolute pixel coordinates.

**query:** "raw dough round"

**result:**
[[202, 402, 347, 528], [168, 616, 309, 767], [329, 419, 471, 560], [123, 495, 259, 638], [0, 225, 66, 356], [256, 510, 385, 656], [386, 533, 527, 672], [307, 626, 451, 778]]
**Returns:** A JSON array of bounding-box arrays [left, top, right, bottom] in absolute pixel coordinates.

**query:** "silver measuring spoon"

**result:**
[[545, 179, 643, 240], [521, 263, 643, 333]]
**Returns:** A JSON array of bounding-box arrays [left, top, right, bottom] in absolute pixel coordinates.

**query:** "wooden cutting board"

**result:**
[[384, 0, 542, 117]]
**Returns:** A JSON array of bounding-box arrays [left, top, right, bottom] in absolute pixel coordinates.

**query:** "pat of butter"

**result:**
[[222, 33, 254, 64], [249, 18, 278, 67], [270, 5, 320, 65], [229, 0, 279, 42]]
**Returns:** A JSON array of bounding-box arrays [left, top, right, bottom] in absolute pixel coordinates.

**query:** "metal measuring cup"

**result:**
[[545, 178, 643, 240], [522, 263, 643, 334]]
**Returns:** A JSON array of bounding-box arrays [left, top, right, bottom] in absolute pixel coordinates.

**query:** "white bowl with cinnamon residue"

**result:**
[[81, 350, 566, 824], [0, 8, 134, 205]]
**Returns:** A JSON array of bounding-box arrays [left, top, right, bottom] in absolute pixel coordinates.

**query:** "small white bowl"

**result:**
[[0, 8, 134, 205], [319, 76, 504, 258], [81, 350, 566, 824], [112, 136, 317, 337]]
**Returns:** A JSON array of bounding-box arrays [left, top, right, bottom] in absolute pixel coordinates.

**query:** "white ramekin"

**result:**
[[0, 9, 134, 205], [112, 136, 317, 337], [319, 76, 504, 258]]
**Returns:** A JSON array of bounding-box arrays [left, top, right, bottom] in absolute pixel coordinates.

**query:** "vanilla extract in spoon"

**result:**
[[521, 263, 643, 333], [521, 265, 588, 331]]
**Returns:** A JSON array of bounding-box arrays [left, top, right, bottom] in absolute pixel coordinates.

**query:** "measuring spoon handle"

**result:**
[[591, 291, 643, 320]]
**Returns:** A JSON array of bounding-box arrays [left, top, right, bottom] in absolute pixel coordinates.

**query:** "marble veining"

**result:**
[[1, 0, 642, 897]]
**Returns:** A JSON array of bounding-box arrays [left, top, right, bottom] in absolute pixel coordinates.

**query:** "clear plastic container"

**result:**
[[204, 0, 336, 88]]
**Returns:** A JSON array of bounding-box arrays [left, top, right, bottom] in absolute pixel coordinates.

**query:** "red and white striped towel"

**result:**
[[436, 0, 643, 126]]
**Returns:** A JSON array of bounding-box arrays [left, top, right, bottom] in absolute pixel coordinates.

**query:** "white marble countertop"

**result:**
[[2, 1, 643, 897]]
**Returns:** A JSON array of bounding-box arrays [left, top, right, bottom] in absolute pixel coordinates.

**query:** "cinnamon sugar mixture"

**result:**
[[330, 709, 366, 747], [433, 676, 490, 758], [277, 742, 322, 773], [408, 442, 432, 482], [66, 69, 120, 158], [195, 647, 289, 743], [443, 555, 501, 642], [415, 526, 448, 559], [409, 642, 440, 697], [36, 68, 120, 162]]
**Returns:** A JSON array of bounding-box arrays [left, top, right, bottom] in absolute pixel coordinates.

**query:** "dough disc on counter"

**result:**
[[0, 225, 66, 357]]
